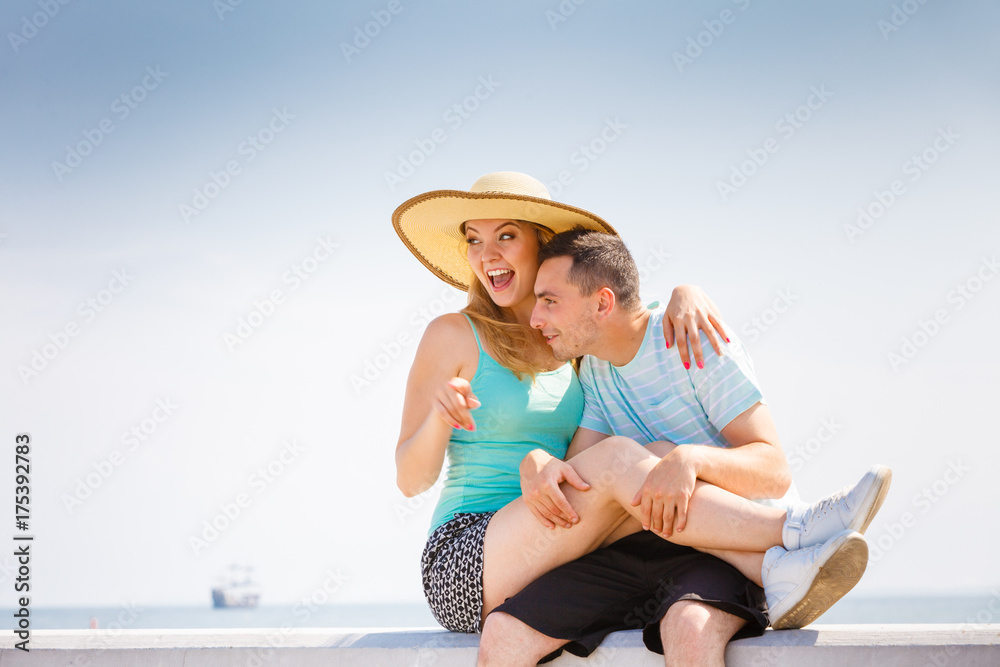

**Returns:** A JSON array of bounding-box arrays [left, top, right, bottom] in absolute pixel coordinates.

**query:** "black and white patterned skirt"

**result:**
[[420, 511, 496, 633]]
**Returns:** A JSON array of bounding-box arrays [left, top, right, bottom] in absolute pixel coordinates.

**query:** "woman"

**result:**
[[393, 172, 886, 640]]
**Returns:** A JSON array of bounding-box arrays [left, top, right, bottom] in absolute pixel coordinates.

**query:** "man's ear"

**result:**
[[594, 287, 616, 320]]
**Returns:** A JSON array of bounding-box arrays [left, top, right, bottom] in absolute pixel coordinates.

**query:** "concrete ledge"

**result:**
[[1, 625, 998, 665]]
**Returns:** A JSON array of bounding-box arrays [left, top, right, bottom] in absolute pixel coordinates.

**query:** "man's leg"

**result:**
[[478, 612, 565, 667], [481, 531, 768, 665], [660, 601, 746, 667]]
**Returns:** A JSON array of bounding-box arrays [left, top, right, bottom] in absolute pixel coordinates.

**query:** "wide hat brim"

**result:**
[[392, 189, 618, 291]]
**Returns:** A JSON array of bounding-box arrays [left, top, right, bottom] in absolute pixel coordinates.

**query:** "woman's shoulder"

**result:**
[[411, 312, 479, 381], [416, 313, 479, 363], [422, 312, 474, 341]]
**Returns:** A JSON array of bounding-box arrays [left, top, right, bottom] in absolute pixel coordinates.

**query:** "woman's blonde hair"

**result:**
[[461, 221, 554, 380]]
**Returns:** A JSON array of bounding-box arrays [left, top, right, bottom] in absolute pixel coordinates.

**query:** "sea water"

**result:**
[[8, 594, 1000, 631]]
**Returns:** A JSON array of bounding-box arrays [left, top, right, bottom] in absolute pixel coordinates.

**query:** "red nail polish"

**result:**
[[666, 341, 671, 349], [697, 360, 704, 369], [726, 337, 731, 343], [684, 362, 690, 370]]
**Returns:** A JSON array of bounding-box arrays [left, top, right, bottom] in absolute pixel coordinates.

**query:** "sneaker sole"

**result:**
[[850, 465, 893, 536], [771, 532, 868, 630]]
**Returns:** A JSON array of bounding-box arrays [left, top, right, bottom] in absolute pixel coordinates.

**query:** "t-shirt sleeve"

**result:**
[[690, 333, 765, 432], [577, 357, 613, 435]]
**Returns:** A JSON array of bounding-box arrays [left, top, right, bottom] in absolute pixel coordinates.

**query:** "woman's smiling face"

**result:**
[[464, 219, 542, 311]]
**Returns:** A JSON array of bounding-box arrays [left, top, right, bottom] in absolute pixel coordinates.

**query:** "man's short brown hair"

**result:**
[[538, 228, 642, 311]]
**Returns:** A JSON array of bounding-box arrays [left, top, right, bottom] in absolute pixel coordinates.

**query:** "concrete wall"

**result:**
[[2, 625, 999, 666]]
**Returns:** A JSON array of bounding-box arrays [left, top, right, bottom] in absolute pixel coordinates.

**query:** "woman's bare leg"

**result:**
[[481, 436, 785, 621], [700, 549, 766, 586], [579, 437, 785, 551]]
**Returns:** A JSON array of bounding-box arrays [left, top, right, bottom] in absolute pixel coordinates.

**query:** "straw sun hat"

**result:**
[[392, 171, 618, 291]]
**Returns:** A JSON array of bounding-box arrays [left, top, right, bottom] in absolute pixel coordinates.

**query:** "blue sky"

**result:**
[[1, 0, 998, 611]]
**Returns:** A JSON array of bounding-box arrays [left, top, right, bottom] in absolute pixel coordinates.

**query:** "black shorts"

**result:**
[[491, 531, 768, 660]]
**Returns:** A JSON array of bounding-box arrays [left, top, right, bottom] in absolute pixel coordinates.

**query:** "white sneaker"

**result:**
[[763, 529, 868, 630], [783, 464, 892, 551]]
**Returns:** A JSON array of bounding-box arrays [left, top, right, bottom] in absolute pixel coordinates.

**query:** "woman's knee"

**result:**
[[646, 439, 678, 458], [571, 436, 645, 467], [569, 436, 648, 486]]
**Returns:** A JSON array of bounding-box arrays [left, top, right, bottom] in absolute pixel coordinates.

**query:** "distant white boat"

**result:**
[[212, 565, 260, 608]]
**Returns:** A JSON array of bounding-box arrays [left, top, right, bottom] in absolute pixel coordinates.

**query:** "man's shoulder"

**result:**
[[635, 306, 686, 372], [578, 353, 602, 378]]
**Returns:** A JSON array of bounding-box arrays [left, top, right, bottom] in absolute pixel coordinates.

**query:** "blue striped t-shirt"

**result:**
[[579, 305, 764, 447], [579, 304, 798, 507]]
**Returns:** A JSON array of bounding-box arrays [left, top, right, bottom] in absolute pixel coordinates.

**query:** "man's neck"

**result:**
[[595, 307, 652, 367]]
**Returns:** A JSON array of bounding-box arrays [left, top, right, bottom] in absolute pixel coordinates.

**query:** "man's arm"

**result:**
[[565, 425, 609, 459], [709, 401, 791, 498], [634, 401, 791, 536]]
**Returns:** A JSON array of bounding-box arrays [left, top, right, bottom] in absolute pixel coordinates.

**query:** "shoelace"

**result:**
[[802, 486, 854, 529]]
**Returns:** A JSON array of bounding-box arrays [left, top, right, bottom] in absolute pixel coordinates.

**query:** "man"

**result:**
[[477, 229, 890, 666]]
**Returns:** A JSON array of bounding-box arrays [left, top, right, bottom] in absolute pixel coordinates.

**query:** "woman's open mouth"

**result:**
[[487, 268, 515, 291]]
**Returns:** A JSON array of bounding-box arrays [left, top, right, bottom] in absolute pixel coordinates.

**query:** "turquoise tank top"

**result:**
[[428, 314, 585, 532]]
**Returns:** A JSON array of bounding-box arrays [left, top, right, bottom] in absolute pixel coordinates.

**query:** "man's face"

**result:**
[[530, 256, 600, 361]]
